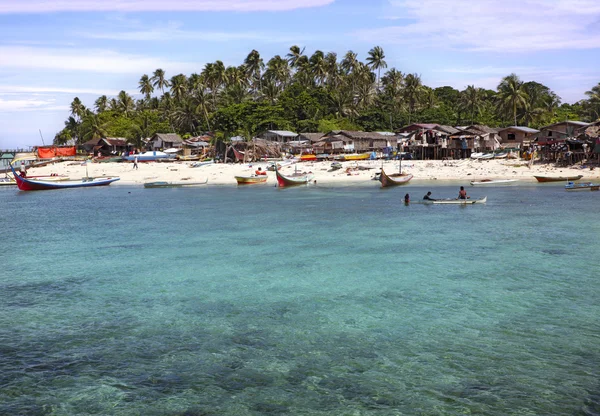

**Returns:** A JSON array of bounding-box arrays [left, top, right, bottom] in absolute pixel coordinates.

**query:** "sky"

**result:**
[[0, 0, 599, 149]]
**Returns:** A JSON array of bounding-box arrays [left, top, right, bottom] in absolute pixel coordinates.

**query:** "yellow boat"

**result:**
[[340, 152, 371, 161]]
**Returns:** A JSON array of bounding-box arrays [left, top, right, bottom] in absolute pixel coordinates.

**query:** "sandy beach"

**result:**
[[22, 158, 600, 187]]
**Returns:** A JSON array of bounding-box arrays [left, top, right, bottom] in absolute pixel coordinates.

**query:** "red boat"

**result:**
[[275, 166, 314, 187], [379, 169, 413, 187], [10, 163, 119, 191]]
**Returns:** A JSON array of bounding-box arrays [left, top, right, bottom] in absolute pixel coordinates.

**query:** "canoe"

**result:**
[[417, 196, 487, 205], [379, 169, 413, 188], [470, 152, 484, 159], [234, 175, 268, 185], [340, 153, 371, 161], [0, 177, 16, 186], [564, 182, 600, 191], [534, 174, 583, 182], [190, 159, 214, 168], [275, 167, 314, 187], [124, 151, 174, 161], [144, 179, 208, 188], [470, 179, 518, 186], [300, 154, 317, 162]]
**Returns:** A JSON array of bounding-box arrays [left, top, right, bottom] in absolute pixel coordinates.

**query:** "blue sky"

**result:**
[[0, 0, 599, 148]]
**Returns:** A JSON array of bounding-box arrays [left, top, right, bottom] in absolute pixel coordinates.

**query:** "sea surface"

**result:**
[[1, 182, 599, 415]]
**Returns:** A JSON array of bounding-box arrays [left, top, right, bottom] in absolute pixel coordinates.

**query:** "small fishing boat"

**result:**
[[339, 152, 371, 161], [190, 159, 215, 168], [10, 164, 119, 191], [379, 169, 413, 187], [177, 155, 201, 161], [300, 154, 317, 162], [0, 177, 16, 186], [417, 196, 487, 205], [470, 179, 518, 186], [234, 175, 268, 185], [470, 152, 484, 159], [479, 153, 494, 160], [534, 174, 583, 183], [564, 182, 600, 191], [124, 151, 174, 161], [143, 178, 208, 188], [275, 166, 314, 187]]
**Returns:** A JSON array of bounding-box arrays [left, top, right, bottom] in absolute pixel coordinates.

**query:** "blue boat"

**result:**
[[124, 151, 174, 161]]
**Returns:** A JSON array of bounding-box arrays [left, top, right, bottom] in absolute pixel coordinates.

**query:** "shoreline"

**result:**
[[20, 159, 600, 187]]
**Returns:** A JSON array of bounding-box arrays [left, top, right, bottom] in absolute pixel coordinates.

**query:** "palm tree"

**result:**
[[309, 50, 326, 86], [584, 82, 600, 120], [340, 51, 358, 75], [151, 68, 170, 95], [94, 95, 108, 113], [244, 50, 264, 98], [117, 90, 135, 117], [192, 86, 212, 130], [544, 92, 561, 119], [286, 45, 305, 69], [366, 46, 387, 89], [496, 73, 528, 126], [80, 112, 108, 142], [403, 73, 423, 124], [70, 97, 85, 121], [170, 74, 188, 102], [138, 74, 154, 99], [459, 85, 483, 124]]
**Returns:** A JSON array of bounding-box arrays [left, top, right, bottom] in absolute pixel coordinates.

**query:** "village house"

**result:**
[[536, 121, 590, 144], [148, 133, 184, 150], [323, 131, 389, 153], [497, 126, 540, 148], [259, 130, 298, 143], [397, 124, 459, 159], [82, 137, 130, 156], [296, 132, 325, 143]]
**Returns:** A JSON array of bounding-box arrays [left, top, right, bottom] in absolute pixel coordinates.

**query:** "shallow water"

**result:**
[[1, 183, 599, 415]]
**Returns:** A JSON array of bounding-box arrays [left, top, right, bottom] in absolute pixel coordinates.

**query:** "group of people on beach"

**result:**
[[403, 186, 469, 204]]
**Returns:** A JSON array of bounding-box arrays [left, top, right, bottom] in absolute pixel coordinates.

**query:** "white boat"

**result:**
[[479, 153, 494, 160], [494, 152, 508, 159], [470, 179, 518, 186], [124, 151, 174, 161], [470, 152, 484, 159], [190, 160, 214, 168], [417, 196, 487, 205], [143, 178, 208, 188]]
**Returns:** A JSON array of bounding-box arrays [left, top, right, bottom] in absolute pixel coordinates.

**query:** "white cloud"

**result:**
[[0, 46, 197, 74], [0, 0, 334, 13], [357, 0, 600, 52], [0, 97, 68, 112]]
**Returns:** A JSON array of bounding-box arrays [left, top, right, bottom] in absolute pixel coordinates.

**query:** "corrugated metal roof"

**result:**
[[268, 130, 297, 137], [498, 126, 540, 134]]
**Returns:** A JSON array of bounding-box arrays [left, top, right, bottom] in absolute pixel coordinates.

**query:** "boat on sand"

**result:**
[[10, 164, 119, 191], [534, 174, 583, 182]]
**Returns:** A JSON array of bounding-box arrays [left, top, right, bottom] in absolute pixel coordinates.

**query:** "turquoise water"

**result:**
[[1, 183, 599, 415]]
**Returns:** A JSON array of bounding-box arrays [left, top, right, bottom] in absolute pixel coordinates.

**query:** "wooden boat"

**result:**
[[177, 155, 201, 161], [143, 178, 208, 188], [379, 169, 413, 187], [275, 166, 314, 187], [232, 147, 245, 162], [470, 152, 484, 159], [124, 151, 174, 161], [234, 175, 268, 185], [10, 164, 119, 191], [534, 174, 583, 182], [300, 154, 317, 162], [0, 177, 16, 186], [470, 179, 518, 186], [417, 196, 487, 205], [564, 182, 600, 191], [340, 152, 371, 161], [190, 159, 214, 167]]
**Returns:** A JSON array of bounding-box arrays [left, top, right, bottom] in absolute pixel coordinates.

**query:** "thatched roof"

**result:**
[[465, 125, 498, 135], [580, 121, 600, 139], [334, 131, 387, 140], [297, 132, 325, 142], [437, 125, 461, 135]]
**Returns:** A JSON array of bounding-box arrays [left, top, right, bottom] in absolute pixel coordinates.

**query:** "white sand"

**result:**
[[25, 158, 600, 186]]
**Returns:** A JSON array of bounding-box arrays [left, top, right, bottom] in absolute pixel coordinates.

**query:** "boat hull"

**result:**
[[534, 175, 583, 182], [340, 153, 371, 161], [470, 179, 518, 186], [379, 169, 413, 187], [565, 182, 600, 191], [275, 168, 314, 187], [144, 179, 208, 188], [234, 175, 268, 185], [418, 196, 487, 205]]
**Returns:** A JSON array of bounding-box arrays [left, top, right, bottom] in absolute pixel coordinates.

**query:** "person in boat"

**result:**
[[404, 193, 410, 204], [254, 167, 266, 176], [19, 163, 26, 177], [458, 186, 469, 199], [423, 191, 436, 201]]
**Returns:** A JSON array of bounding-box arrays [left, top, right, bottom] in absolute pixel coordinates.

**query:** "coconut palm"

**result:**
[[117, 90, 135, 117], [459, 85, 483, 124], [151, 68, 170, 95], [192, 86, 212, 130], [340, 51, 358, 75], [585, 82, 600, 120], [70, 97, 85, 120], [286, 45, 305, 69], [366, 46, 387, 89], [403, 73, 423, 124], [496, 73, 528, 126], [309, 50, 326, 86], [138, 74, 154, 99], [80, 112, 108, 142], [244, 50, 264, 98], [94, 95, 108, 113], [170, 74, 188, 102]]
